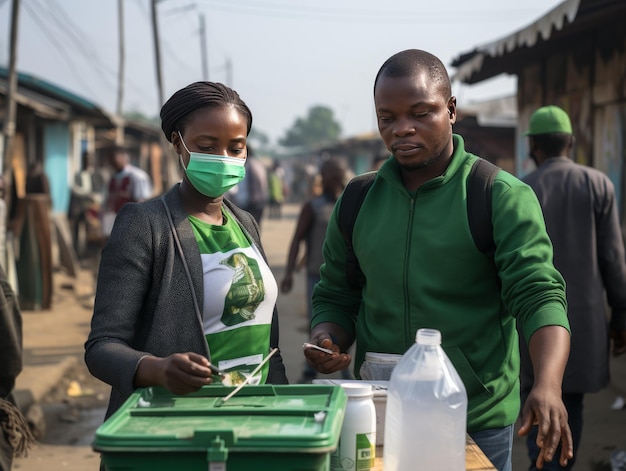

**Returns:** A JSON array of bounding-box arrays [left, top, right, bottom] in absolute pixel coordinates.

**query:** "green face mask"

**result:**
[[178, 132, 246, 198]]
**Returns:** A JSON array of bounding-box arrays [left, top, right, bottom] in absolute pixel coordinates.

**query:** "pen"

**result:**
[[208, 363, 226, 378]]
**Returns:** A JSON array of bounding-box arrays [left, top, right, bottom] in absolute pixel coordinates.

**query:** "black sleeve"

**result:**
[[0, 265, 22, 398]]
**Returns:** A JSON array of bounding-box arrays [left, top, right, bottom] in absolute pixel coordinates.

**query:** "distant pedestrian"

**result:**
[[24, 162, 50, 196], [101, 146, 152, 238], [68, 151, 107, 258], [238, 148, 269, 226], [268, 160, 286, 219], [371, 154, 388, 171], [0, 264, 35, 471], [280, 157, 352, 383], [521, 105, 626, 471]]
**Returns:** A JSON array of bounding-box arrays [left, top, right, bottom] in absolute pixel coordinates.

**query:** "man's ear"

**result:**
[[448, 96, 457, 123]]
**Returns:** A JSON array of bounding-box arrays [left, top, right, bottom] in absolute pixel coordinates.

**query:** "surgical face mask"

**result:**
[[178, 132, 246, 198]]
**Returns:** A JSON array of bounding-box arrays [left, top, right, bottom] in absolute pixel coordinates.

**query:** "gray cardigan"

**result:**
[[85, 184, 288, 418]]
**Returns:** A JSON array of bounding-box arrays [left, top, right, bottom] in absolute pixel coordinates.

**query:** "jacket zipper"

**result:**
[[404, 196, 415, 347]]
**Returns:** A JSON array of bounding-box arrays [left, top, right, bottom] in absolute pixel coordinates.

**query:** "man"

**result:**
[[102, 146, 152, 237], [521, 105, 626, 471], [69, 150, 107, 257], [305, 49, 573, 471]]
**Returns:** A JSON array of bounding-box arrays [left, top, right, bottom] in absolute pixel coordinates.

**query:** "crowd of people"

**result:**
[[1, 48, 625, 471]]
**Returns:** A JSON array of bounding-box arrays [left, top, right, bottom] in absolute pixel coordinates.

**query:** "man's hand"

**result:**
[[303, 333, 351, 374], [518, 385, 573, 469]]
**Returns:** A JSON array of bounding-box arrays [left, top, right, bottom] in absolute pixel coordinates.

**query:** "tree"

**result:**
[[248, 127, 276, 157], [123, 111, 160, 127], [279, 105, 341, 147]]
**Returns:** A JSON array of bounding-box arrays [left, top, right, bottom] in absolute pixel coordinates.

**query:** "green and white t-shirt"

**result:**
[[188, 211, 277, 386]]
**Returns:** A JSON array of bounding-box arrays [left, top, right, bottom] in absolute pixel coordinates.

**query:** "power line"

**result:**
[[22, 0, 99, 96], [30, 0, 118, 92], [197, 0, 544, 23], [24, 0, 156, 112]]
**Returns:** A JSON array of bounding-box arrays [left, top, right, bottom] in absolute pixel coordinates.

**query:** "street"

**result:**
[[11, 203, 626, 471]]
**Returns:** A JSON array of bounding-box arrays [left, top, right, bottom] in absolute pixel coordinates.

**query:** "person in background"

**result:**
[[85, 81, 288, 427], [305, 49, 573, 471], [24, 162, 50, 196], [281, 157, 352, 383], [68, 151, 107, 258], [0, 264, 34, 471], [371, 154, 388, 171], [520, 105, 626, 471], [238, 148, 268, 226], [268, 160, 286, 220], [101, 146, 152, 238]]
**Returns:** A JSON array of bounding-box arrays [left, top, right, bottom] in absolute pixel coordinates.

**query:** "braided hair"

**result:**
[[373, 49, 451, 98], [160, 81, 253, 142]]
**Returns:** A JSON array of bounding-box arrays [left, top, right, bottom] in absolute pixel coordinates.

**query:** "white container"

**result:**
[[313, 379, 388, 446], [383, 328, 467, 471], [331, 383, 376, 471]]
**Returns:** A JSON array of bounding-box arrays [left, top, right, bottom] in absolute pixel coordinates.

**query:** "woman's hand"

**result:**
[[136, 352, 214, 395]]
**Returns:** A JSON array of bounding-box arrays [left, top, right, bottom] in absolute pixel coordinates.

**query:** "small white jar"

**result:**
[[332, 383, 376, 471]]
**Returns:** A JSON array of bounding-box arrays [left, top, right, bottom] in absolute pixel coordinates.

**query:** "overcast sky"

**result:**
[[0, 0, 564, 143]]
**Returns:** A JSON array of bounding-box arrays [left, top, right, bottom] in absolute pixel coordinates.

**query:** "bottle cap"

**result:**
[[416, 328, 442, 345], [340, 383, 373, 397]]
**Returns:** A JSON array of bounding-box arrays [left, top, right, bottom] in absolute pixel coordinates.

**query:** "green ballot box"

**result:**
[[93, 384, 347, 471]]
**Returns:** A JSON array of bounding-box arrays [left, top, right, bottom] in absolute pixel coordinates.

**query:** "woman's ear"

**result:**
[[171, 131, 182, 155]]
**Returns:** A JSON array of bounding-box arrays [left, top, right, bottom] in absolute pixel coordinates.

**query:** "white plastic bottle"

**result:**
[[332, 383, 376, 471], [383, 328, 467, 471]]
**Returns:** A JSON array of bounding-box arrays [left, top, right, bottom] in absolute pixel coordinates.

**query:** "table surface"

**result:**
[[372, 435, 497, 471]]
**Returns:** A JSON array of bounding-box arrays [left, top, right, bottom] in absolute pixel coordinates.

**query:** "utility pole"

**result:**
[[1, 0, 20, 276], [150, 0, 165, 106], [226, 57, 232, 86], [150, 0, 177, 187], [116, 0, 125, 144], [199, 13, 208, 81], [1, 0, 20, 175]]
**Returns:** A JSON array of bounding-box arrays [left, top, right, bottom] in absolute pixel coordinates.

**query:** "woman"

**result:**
[[85, 82, 288, 420]]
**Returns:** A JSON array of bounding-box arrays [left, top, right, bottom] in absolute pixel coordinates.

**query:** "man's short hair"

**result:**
[[374, 49, 452, 98]]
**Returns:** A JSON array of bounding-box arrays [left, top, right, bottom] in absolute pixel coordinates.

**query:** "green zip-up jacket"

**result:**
[[312, 134, 569, 432]]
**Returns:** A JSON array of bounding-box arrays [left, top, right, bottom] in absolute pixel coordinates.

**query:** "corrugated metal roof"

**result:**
[[0, 78, 70, 120], [0, 67, 113, 121], [452, 0, 581, 83]]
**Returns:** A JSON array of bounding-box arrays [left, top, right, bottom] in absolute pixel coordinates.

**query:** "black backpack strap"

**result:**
[[338, 172, 377, 288], [467, 158, 500, 259]]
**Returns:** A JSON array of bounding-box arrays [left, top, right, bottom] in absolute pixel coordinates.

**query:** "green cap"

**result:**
[[525, 105, 573, 136]]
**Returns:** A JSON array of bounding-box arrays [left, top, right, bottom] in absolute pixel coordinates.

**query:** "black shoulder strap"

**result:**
[[467, 158, 500, 259], [338, 172, 376, 288]]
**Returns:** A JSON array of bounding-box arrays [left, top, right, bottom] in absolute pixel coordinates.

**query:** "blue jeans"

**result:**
[[470, 424, 514, 471], [526, 393, 583, 471]]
